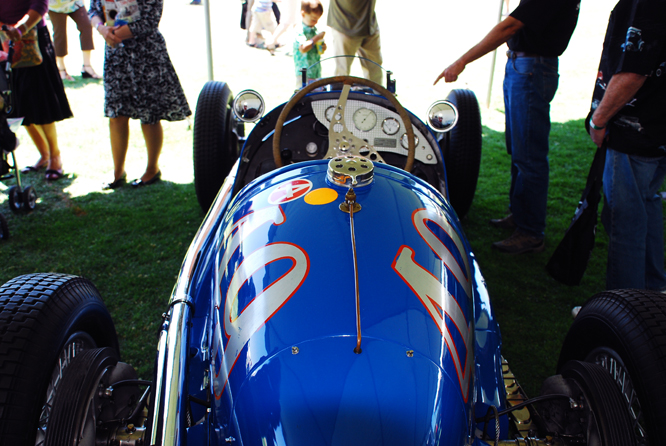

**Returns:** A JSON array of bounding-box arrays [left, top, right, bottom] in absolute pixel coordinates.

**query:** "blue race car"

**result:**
[[1, 72, 664, 446]]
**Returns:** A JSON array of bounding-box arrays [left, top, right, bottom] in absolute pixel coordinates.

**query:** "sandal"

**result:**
[[45, 168, 64, 181], [102, 172, 127, 190], [81, 65, 102, 79], [131, 170, 161, 188], [21, 161, 48, 174], [59, 70, 74, 81]]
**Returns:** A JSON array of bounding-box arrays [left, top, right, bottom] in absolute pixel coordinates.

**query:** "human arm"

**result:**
[[1, 9, 43, 42], [90, 15, 124, 47], [434, 16, 524, 85], [299, 31, 325, 54], [589, 72, 647, 147]]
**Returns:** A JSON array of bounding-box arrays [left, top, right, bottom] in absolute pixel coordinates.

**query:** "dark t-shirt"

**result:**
[[508, 0, 581, 57], [591, 0, 666, 156]]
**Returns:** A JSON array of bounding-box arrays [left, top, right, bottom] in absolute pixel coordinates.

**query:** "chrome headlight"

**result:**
[[232, 90, 265, 122], [427, 100, 458, 133]]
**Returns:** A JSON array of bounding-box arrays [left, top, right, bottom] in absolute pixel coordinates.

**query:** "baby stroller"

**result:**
[[0, 42, 37, 239]]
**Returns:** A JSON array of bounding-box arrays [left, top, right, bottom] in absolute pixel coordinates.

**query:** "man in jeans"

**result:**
[[435, 0, 580, 254], [588, 0, 666, 290]]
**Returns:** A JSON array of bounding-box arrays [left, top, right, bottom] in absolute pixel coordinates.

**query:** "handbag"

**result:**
[[546, 143, 606, 286], [1, 26, 43, 69]]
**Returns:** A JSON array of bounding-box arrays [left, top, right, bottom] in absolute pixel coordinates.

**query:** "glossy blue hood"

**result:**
[[231, 337, 467, 446], [209, 160, 477, 445]]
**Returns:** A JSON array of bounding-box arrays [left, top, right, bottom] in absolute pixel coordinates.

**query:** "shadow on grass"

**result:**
[[0, 176, 203, 379]]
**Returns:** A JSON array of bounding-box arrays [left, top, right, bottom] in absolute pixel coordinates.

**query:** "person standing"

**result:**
[[0, 0, 72, 180], [434, 0, 580, 254], [327, 0, 383, 85], [89, 0, 191, 189], [293, 0, 326, 88], [588, 0, 666, 290], [247, 0, 277, 48], [48, 0, 101, 80]]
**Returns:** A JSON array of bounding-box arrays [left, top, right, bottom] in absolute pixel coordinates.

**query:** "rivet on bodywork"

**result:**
[[292, 346, 300, 354], [406, 350, 414, 358]]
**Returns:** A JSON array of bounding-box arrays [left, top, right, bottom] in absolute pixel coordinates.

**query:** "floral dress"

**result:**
[[88, 0, 191, 124]]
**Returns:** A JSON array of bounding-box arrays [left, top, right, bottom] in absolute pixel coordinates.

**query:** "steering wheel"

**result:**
[[272, 76, 416, 172]]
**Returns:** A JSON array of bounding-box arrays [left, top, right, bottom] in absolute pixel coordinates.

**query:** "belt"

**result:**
[[506, 50, 541, 59]]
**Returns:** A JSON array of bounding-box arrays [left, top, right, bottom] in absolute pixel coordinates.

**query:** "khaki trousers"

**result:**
[[329, 28, 383, 85]]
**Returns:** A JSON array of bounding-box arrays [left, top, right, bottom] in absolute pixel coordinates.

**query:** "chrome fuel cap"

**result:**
[[327, 155, 374, 187]]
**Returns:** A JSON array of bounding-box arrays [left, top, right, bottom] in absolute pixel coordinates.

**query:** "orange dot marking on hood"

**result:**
[[304, 188, 338, 205]]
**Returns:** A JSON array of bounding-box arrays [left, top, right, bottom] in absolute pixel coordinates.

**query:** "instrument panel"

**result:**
[[312, 99, 437, 165]]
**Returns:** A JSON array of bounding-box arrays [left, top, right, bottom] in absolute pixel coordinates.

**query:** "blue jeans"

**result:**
[[503, 56, 559, 238], [602, 148, 666, 291]]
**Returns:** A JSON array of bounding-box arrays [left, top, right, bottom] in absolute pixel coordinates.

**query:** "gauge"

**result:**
[[325, 106, 336, 122], [381, 117, 400, 135], [401, 132, 419, 149], [353, 108, 377, 131]]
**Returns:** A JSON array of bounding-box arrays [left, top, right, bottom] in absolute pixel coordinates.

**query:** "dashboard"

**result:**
[[311, 99, 438, 165], [234, 91, 446, 195]]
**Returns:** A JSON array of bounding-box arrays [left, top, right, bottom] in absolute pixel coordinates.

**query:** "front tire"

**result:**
[[193, 81, 240, 212], [441, 89, 482, 219], [0, 273, 118, 445], [558, 289, 666, 445]]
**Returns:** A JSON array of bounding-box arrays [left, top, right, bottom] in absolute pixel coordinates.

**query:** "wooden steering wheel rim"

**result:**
[[272, 76, 416, 172]]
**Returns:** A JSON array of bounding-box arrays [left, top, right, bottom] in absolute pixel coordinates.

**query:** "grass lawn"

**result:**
[[0, 0, 656, 397]]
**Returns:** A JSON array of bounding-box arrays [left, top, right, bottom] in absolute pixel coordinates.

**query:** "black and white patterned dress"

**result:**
[[89, 0, 191, 124]]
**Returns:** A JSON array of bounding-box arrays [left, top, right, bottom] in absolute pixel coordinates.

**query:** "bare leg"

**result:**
[[81, 50, 101, 78], [56, 56, 73, 80], [109, 116, 130, 181], [140, 122, 163, 181], [37, 123, 62, 171], [24, 124, 52, 169]]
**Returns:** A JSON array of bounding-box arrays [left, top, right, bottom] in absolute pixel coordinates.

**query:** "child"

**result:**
[[248, 0, 278, 49], [293, 0, 326, 88]]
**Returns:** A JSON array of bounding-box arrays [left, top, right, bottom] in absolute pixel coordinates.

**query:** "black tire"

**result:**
[[193, 81, 240, 212], [44, 348, 119, 445], [0, 273, 119, 445], [558, 289, 666, 445], [0, 213, 8, 239], [441, 89, 482, 219], [22, 185, 37, 211], [7, 185, 21, 212]]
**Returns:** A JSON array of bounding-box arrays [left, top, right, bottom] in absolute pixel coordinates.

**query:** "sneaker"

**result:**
[[491, 229, 545, 254], [489, 213, 516, 230]]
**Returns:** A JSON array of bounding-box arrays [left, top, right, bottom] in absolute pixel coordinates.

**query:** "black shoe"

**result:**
[[131, 171, 161, 188], [492, 229, 545, 254], [489, 213, 516, 230], [103, 172, 126, 190]]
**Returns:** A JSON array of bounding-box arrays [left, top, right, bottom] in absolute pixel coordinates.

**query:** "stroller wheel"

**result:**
[[22, 186, 37, 211], [8, 186, 22, 212], [0, 213, 8, 239]]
